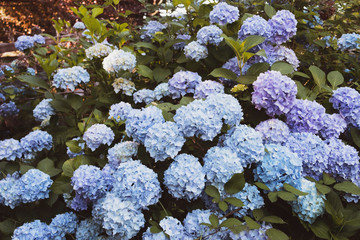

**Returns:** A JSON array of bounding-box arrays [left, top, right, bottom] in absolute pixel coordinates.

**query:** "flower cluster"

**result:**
[[140, 21, 167, 41], [12, 220, 53, 240], [255, 119, 290, 145], [108, 102, 133, 122], [66, 137, 85, 158], [228, 222, 272, 240], [33, 34, 45, 44], [197, 25, 223, 46], [73, 21, 86, 29], [168, 70, 202, 98], [133, 89, 155, 104], [320, 113, 347, 139], [154, 82, 170, 100], [14, 35, 35, 51], [263, 45, 300, 70], [184, 41, 208, 62], [194, 80, 224, 99], [238, 15, 272, 40], [53, 66, 90, 91], [0, 138, 22, 161], [49, 212, 78, 238], [83, 124, 114, 151], [337, 33, 360, 50], [33, 99, 55, 122], [76, 218, 102, 240], [102, 49, 137, 73], [159, 216, 191, 239], [173, 34, 191, 50], [209, 2, 240, 25], [20, 130, 53, 159], [112, 77, 136, 95], [0, 101, 19, 117], [268, 10, 297, 45], [107, 141, 139, 167], [85, 43, 113, 60]]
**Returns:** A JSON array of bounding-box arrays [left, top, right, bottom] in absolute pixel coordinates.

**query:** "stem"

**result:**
[[158, 201, 169, 216]]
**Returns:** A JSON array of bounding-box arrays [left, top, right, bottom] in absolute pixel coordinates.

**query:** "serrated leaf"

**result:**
[[264, 4, 276, 18], [266, 228, 289, 240], [261, 216, 286, 224], [334, 181, 360, 195], [243, 35, 266, 52], [315, 183, 331, 194], [309, 65, 326, 89], [205, 185, 220, 199], [137, 65, 154, 80], [37, 158, 62, 177], [283, 183, 308, 196], [309, 220, 331, 239], [244, 216, 260, 229], [224, 197, 244, 207], [268, 192, 278, 202], [219, 218, 242, 228], [323, 173, 336, 185], [224, 173, 245, 194], [219, 201, 228, 211], [278, 191, 297, 201], [51, 175, 72, 194], [271, 62, 294, 75], [252, 209, 264, 221], [255, 182, 270, 191], [209, 214, 219, 228], [246, 62, 270, 77], [17, 75, 50, 90], [327, 71, 344, 89], [209, 68, 238, 80]]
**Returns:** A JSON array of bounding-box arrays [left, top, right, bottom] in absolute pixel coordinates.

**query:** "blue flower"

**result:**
[[320, 113, 347, 139], [229, 222, 272, 240], [107, 141, 139, 167], [33, 34, 45, 44], [133, 89, 155, 104], [15, 35, 35, 51], [0, 172, 21, 209], [268, 10, 297, 45], [323, 35, 336, 48], [154, 82, 170, 100], [108, 102, 133, 122], [140, 21, 167, 41], [0, 101, 19, 117], [164, 154, 205, 201], [49, 212, 78, 237], [255, 119, 290, 145], [70, 194, 89, 211], [184, 41, 208, 62], [142, 228, 167, 240], [83, 124, 114, 151], [102, 49, 136, 73], [0, 138, 23, 161], [33, 99, 55, 122], [238, 15, 272, 40], [85, 43, 113, 60], [230, 183, 264, 218], [197, 25, 223, 46], [338, 33, 360, 50], [183, 209, 215, 238], [219, 57, 242, 84], [112, 77, 136, 96], [66, 137, 85, 158], [262, 44, 299, 70], [73, 22, 86, 29], [173, 34, 191, 50], [194, 80, 224, 99], [159, 216, 191, 240], [76, 219, 102, 240], [27, 67, 36, 75], [209, 2, 240, 25], [12, 220, 54, 240], [20, 130, 53, 158], [168, 70, 202, 99], [53, 66, 90, 91]]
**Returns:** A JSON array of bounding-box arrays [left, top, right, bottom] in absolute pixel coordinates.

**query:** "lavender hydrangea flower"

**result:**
[[33, 99, 55, 122], [229, 222, 272, 240], [263, 45, 300, 70], [268, 10, 297, 45], [20, 130, 53, 158], [112, 78, 136, 96], [159, 217, 191, 239], [255, 119, 290, 145], [108, 102, 133, 122], [107, 141, 139, 167], [230, 183, 264, 218], [154, 82, 170, 100], [286, 99, 326, 134], [209, 2, 240, 25], [197, 25, 223, 46], [15, 35, 35, 51], [144, 122, 186, 162], [49, 212, 78, 237], [252, 70, 297, 117], [70, 193, 89, 211], [76, 219, 102, 240], [85, 43, 113, 60], [0, 138, 23, 161], [164, 154, 205, 201], [53, 66, 90, 91], [337, 33, 360, 50], [12, 220, 53, 240], [168, 71, 202, 99], [83, 124, 114, 151], [133, 89, 155, 104], [73, 22, 86, 29], [0, 172, 21, 208], [33, 34, 45, 44], [320, 113, 347, 139], [238, 15, 272, 40], [102, 49, 136, 73], [184, 41, 208, 62], [173, 34, 191, 50], [0, 101, 19, 117], [194, 80, 224, 99], [125, 106, 165, 143], [141, 21, 167, 41]]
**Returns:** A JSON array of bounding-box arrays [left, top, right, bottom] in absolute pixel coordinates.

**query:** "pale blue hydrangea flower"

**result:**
[[83, 124, 114, 151], [254, 144, 302, 191], [33, 34, 45, 44], [111, 160, 161, 209], [209, 2, 240, 25], [325, 138, 360, 181], [230, 183, 264, 218], [92, 193, 145, 239], [221, 124, 264, 166], [337, 33, 360, 50], [53, 66, 90, 91], [159, 217, 192, 240], [102, 49, 136, 73], [238, 15, 272, 40], [126, 106, 165, 143], [197, 25, 223, 46], [168, 70, 202, 99], [112, 78, 136, 96], [194, 80, 224, 99], [268, 10, 297, 45], [12, 220, 53, 240], [66, 137, 85, 158], [252, 70, 297, 117], [142, 228, 167, 240], [255, 119, 290, 145], [108, 102, 133, 122], [0, 101, 19, 117], [184, 41, 208, 62], [15, 35, 35, 51], [320, 113, 347, 139], [71, 165, 108, 201], [73, 22, 86, 29], [183, 209, 214, 238], [140, 21, 167, 41], [101, 164, 116, 190], [85, 43, 113, 60], [291, 178, 325, 224], [0, 138, 22, 160], [164, 154, 205, 201], [76, 218, 102, 240], [229, 222, 272, 240], [263, 45, 300, 70], [174, 99, 223, 141], [33, 99, 55, 122], [107, 141, 139, 167], [154, 82, 170, 100], [173, 34, 191, 50], [0, 172, 21, 209], [27, 67, 36, 75], [144, 122, 186, 162], [286, 99, 326, 134], [133, 89, 155, 104], [20, 130, 53, 158], [49, 212, 78, 237]]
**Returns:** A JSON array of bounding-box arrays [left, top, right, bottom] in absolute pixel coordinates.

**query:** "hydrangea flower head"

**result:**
[[173, 34, 191, 50], [0, 101, 19, 117], [252, 70, 297, 117], [164, 154, 205, 201], [83, 124, 114, 151], [209, 2, 240, 25], [229, 222, 272, 240], [33, 99, 55, 122], [183, 209, 215, 238], [49, 212, 78, 237], [154, 82, 170, 100], [107, 141, 139, 167], [168, 70, 202, 99], [108, 102, 133, 122], [142, 228, 167, 240], [20, 130, 53, 157], [184, 41, 208, 62], [18, 169, 53, 203], [133, 89, 155, 104], [238, 15, 272, 40], [33, 34, 45, 44], [140, 21, 167, 41], [263, 45, 300, 70], [85, 43, 113, 60], [0, 138, 23, 161], [12, 220, 53, 240], [53, 66, 90, 91], [230, 183, 264, 218], [268, 10, 297, 45], [320, 113, 347, 139], [102, 49, 136, 73], [337, 33, 360, 50], [194, 80, 224, 99], [0, 172, 21, 208], [255, 119, 290, 145], [73, 21, 86, 29], [15, 35, 35, 51], [76, 219, 102, 240], [112, 77, 136, 96], [197, 25, 223, 46], [159, 216, 190, 239]]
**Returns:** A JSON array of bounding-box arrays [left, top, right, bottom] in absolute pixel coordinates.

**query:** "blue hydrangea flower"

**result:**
[[221, 124, 264, 166], [285, 132, 330, 181], [197, 25, 223, 46], [164, 154, 205, 201], [325, 138, 360, 181], [111, 160, 161, 209], [108, 102, 133, 122], [0, 101, 19, 117], [2, 65, 14, 74], [254, 144, 302, 191], [184, 41, 208, 62], [173, 34, 191, 50], [0, 172, 21, 209], [92, 193, 145, 238], [12, 220, 53, 240], [27, 67, 36, 75], [133, 89, 155, 104], [219, 57, 242, 84], [291, 178, 325, 224], [229, 222, 272, 240], [72, 165, 108, 201], [168, 71, 202, 99], [112, 77, 136, 96], [76, 219, 102, 240], [252, 70, 297, 117], [262, 44, 300, 70], [159, 216, 191, 240], [53, 66, 90, 91], [174, 99, 223, 141], [144, 122, 185, 162], [107, 141, 139, 167], [85, 43, 113, 60], [20, 130, 53, 158], [320, 113, 347, 139], [268, 10, 297, 45], [18, 169, 53, 204], [209, 2, 240, 25], [73, 22, 86, 29], [230, 183, 264, 218], [142, 228, 167, 240], [102, 49, 136, 73], [15, 35, 35, 51], [238, 15, 272, 40], [83, 124, 114, 151], [255, 119, 290, 145], [0, 138, 22, 161], [286, 99, 326, 134], [183, 209, 215, 238], [125, 106, 165, 143], [140, 21, 167, 41], [154, 82, 170, 100], [33, 99, 55, 122], [49, 212, 78, 237], [323, 35, 336, 48], [337, 33, 360, 50], [33, 34, 45, 44], [66, 137, 85, 158], [70, 193, 89, 211], [194, 80, 224, 99]]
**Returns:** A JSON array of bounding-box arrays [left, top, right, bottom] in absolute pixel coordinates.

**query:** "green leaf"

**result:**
[[293, 71, 310, 79], [219, 201, 228, 212], [252, 209, 264, 221], [323, 173, 336, 185], [316, 183, 331, 195], [17, 75, 49, 90], [244, 216, 260, 229], [205, 185, 220, 199], [325, 191, 344, 222], [35, 47, 48, 56], [264, 4, 277, 18], [224, 173, 245, 194], [62, 155, 91, 177], [261, 216, 286, 224], [37, 158, 62, 177], [309, 65, 326, 89], [219, 218, 242, 228], [268, 192, 278, 203], [283, 183, 308, 196], [0, 219, 15, 235], [134, 42, 157, 51], [246, 62, 270, 77], [209, 68, 237, 80], [93, 109, 103, 122], [309, 220, 331, 239], [179, 96, 194, 106], [224, 197, 244, 207], [327, 71, 344, 89], [153, 67, 171, 83], [350, 128, 360, 148], [271, 62, 294, 75], [334, 181, 360, 195], [137, 65, 154, 80], [51, 175, 72, 194], [113, 0, 120, 4], [50, 99, 72, 113], [68, 94, 83, 111], [66, 140, 82, 153], [236, 75, 257, 84], [20, 164, 34, 174], [243, 35, 266, 52], [209, 214, 219, 228], [92, 7, 103, 18], [255, 182, 270, 191], [173, 0, 191, 7], [150, 225, 162, 234], [82, 17, 101, 34], [266, 228, 289, 240], [278, 191, 297, 201]]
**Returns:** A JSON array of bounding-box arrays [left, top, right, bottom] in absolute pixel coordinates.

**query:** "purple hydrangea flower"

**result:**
[[168, 71, 202, 99], [141, 21, 167, 41], [15, 35, 35, 51], [320, 113, 347, 139], [268, 10, 297, 45], [197, 25, 223, 46], [0, 101, 19, 117], [12, 220, 54, 240], [209, 3, 240, 25], [173, 34, 191, 50], [238, 15, 272, 40]]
